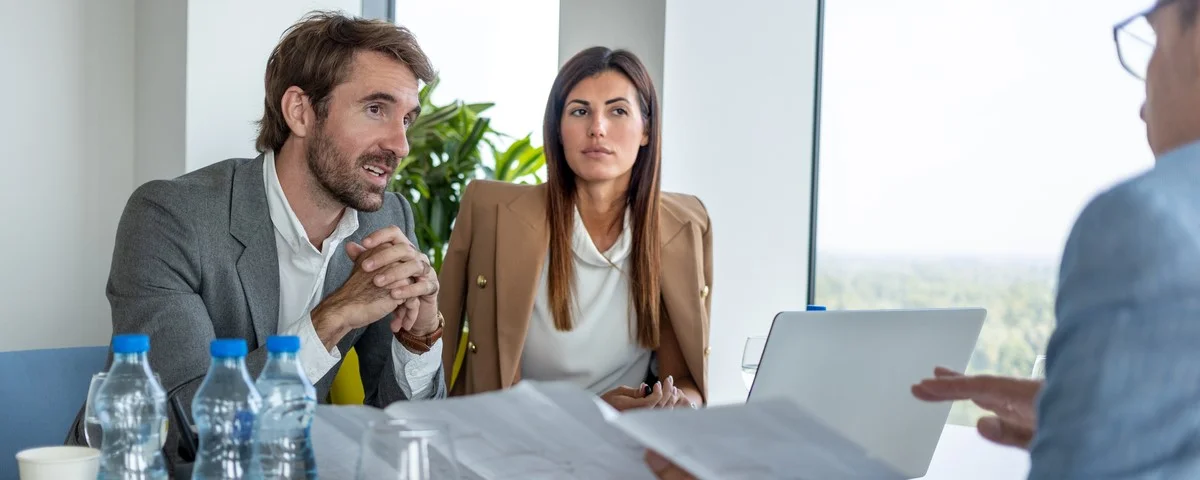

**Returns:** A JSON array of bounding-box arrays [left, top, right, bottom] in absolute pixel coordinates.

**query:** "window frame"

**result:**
[[805, 0, 827, 305], [362, 0, 395, 22]]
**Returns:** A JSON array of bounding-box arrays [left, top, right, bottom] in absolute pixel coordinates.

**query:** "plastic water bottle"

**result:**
[[250, 335, 318, 479], [193, 339, 263, 479], [96, 333, 169, 479]]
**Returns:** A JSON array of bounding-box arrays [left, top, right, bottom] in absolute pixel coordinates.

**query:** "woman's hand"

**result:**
[[644, 376, 696, 409], [601, 376, 696, 412], [646, 450, 696, 479]]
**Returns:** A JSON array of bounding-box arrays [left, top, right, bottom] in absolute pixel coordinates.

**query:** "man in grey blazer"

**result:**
[[67, 11, 448, 461]]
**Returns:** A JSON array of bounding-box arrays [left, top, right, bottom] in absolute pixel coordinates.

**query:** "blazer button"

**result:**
[[700, 285, 710, 299], [468, 341, 478, 353], [477, 275, 488, 289], [703, 347, 711, 357]]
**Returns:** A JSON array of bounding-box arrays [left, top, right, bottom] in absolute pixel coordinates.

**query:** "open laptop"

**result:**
[[747, 308, 986, 478]]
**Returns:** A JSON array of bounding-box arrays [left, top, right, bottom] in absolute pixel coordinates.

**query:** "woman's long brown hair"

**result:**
[[542, 47, 663, 349]]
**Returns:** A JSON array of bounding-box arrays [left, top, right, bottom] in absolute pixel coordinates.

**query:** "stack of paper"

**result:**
[[311, 381, 906, 479]]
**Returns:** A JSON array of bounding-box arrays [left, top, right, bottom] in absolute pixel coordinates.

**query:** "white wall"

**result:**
[[559, 0, 665, 101], [185, 0, 362, 171], [0, 0, 136, 352], [0, 0, 365, 353], [661, 0, 821, 405], [136, 0, 188, 186]]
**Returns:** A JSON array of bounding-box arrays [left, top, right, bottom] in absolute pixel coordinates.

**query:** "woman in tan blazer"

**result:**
[[438, 46, 712, 410]]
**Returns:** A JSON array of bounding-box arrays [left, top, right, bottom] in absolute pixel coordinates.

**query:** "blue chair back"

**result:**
[[0, 346, 107, 479]]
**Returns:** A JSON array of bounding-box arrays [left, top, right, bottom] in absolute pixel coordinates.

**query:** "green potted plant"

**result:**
[[388, 78, 545, 271]]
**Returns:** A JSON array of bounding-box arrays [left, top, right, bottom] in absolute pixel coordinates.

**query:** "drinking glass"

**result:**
[[85, 372, 168, 449], [1031, 355, 1046, 379], [83, 373, 107, 448], [356, 419, 458, 480], [742, 336, 768, 390]]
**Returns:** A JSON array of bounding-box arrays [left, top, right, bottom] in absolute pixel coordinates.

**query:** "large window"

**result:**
[[812, 0, 1153, 425], [393, 0, 559, 150]]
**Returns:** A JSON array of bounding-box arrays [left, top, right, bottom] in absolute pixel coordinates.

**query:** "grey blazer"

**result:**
[[66, 156, 446, 461]]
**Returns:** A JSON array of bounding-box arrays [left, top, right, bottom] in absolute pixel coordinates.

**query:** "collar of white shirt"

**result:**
[[571, 206, 633, 266], [262, 149, 360, 253], [259, 151, 442, 400]]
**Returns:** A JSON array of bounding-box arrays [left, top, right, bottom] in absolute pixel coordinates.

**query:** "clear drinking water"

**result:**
[[193, 339, 263, 480], [741, 367, 757, 391], [88, 372, 168, 450], [250, 335, 318, 479], [85, 372, 108, 448], [741, 336, 767, 390], [95, 333, 169, 480]]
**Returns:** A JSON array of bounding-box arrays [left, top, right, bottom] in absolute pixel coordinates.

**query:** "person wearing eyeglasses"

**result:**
[[905, 0, 1200, 478], [650, 0, 1200, 478]]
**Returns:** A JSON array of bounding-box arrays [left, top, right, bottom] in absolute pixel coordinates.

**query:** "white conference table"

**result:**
[[919, 424, 1029, 479], [312, 405, 1030, 479]]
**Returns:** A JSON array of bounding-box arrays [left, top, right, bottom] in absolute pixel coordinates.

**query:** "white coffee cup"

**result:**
[[15, 446, 100, 480]]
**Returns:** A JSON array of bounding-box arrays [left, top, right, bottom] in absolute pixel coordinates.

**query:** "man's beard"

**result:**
[[306, 127, 398, 212]]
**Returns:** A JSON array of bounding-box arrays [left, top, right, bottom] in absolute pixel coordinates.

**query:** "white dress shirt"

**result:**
[[262, 151, 440, 398], [521, 207, 652, 394]]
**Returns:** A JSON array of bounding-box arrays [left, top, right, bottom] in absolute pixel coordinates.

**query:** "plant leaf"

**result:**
[[465, 102, 495, 114], [387, 86, 546, 267]]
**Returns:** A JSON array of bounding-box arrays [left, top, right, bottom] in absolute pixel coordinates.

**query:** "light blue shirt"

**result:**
[[1030, 139, 1200, 478]]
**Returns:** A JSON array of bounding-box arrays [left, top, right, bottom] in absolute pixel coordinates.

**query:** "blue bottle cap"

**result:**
[[266, 335, 301, 353], [112, 333, 150, 354], [806, 305, 827, 311], [210, 339, 248, 358]]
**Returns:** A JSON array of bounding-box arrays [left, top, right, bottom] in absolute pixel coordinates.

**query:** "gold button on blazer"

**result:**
[[437, 180, 714, 402]]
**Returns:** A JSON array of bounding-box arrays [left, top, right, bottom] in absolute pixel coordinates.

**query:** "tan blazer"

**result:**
[[438, 180, 713, 401]]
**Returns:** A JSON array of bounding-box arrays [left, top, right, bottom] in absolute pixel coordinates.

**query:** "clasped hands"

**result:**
[[312, 226, 441, 350]]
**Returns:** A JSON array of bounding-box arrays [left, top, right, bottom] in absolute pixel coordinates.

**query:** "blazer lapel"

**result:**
[[495, 185, 549, 387], [321, 228, 359, 353], [658, 205, 707, 393], [323, 230, 356, 299], [229, 156, 280, 348]]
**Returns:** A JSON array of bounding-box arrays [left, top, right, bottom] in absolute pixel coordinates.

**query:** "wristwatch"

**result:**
[[395, 311, 444, 354]]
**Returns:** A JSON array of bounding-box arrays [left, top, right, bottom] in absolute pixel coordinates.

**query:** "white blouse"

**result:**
[[520, 208, 652, 394]]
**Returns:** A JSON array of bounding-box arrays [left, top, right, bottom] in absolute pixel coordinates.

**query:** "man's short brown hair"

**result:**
[[255, 10, 436, 153]]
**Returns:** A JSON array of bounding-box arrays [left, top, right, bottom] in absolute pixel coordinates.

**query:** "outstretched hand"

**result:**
[[911, 367, 1042, 448]]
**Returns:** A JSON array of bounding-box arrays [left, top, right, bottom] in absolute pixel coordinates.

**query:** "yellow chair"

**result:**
[[450, 321, 469, 391], [331, 323, 469, 402], [329, 347, 365, 405]]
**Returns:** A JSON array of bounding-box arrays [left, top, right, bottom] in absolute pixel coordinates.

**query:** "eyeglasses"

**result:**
[[1114, 0, 1177, 80]]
